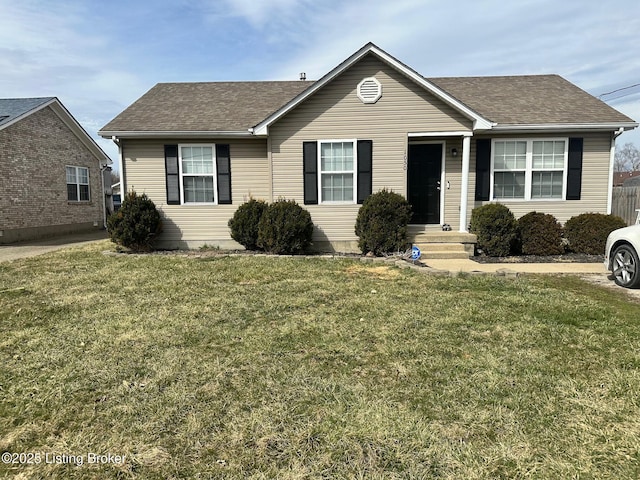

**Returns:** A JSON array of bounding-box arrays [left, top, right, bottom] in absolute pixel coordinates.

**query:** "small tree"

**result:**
[[355, 189, 412, 256], [107, 191, 161, 251]]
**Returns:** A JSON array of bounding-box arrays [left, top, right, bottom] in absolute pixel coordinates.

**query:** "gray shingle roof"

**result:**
[[428, 75, 634, 125], [100, 82, 311, 133], [100, 75, 635, 134], [0, 97, 54, 128]]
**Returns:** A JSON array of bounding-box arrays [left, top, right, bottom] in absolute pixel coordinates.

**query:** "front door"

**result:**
[[408, 143, 442, 224]]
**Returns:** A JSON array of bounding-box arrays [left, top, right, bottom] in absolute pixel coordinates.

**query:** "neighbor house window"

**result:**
[[319, 140, 356, 203], [66, 166, 90, 201], [179, 145, 216, 204], [492, 139, 567, 200]]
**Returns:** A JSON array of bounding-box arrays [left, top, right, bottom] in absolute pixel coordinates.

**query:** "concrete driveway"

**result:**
[[0, 230, 109, 262]]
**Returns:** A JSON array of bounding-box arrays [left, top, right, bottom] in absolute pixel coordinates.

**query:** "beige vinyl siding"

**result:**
[[470, 132, 613, 223], [270, 53, 473, 244], [122, 138, 269, 247]]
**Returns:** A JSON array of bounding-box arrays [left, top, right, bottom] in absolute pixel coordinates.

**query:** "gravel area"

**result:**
[[580, 273, 640, 302]]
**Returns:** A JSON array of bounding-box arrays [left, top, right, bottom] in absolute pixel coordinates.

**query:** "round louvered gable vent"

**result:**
[[357, 77, 382, 104]]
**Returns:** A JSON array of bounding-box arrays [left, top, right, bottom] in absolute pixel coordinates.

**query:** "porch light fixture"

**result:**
[[451, 148, 458, 157]]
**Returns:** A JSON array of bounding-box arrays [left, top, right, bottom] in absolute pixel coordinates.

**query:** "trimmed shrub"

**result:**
[[564, 213, 627, 254], [107, 191, 161, 251], [228, 198, 268, 250], [355, 189, 412, 256], [469, 203, 517, 257], [257, 199, 313, 254], [516, 211, 564, 256]]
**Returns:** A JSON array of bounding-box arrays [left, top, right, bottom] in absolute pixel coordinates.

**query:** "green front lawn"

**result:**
[[1, 242, 639, 479]]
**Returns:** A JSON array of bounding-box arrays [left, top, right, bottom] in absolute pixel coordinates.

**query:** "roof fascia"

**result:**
[[0, 98, 56, 132], [490, 122, 638, 133], [253, 43, 493, 135], [49, 100, 112, 164], [98, 130, 255, 139]]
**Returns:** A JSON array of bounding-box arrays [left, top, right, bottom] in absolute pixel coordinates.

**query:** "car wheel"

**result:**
[[611, 244, 640, 288]]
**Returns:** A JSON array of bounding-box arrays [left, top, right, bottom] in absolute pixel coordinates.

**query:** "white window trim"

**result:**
[[178, 143, 218, 205], [318, 139, 358, 205], [66, 165, 90, 202], [490, 138, 568, 201]]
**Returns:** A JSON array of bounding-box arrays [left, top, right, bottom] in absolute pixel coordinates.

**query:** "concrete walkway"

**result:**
[[424, 258, 608, 275], [0, 230, 109, 262]]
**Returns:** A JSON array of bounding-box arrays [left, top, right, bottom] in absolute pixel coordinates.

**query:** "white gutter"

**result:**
[[491, 122, 638, 132], [98, 130, 254, 139]]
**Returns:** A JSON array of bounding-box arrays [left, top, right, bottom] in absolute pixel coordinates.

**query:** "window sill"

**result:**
[[492, 198, 564, 202], [67, 201, 93, 205]]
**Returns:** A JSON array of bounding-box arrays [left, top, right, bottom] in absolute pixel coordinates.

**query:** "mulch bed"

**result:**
[[471, 253, 604, 264]]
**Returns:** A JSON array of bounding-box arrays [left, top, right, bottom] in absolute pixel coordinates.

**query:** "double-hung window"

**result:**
[[66, 166, 90, 201], [492, 139, 567, 200], [319, 140, 356, 203], [179, 145, 216, 204]]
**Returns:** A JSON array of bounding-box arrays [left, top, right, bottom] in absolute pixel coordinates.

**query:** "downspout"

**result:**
[[607, 127, 625, 214], [99, 163, 109, 229]]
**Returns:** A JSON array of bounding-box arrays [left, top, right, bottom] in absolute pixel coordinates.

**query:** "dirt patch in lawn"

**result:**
[[344, 264, 401, 279]]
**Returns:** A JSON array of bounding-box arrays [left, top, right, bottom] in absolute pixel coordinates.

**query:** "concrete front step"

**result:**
[[410, 232, 477, 244], [414, 242, 474, 259], [420, 250, 471, 259]]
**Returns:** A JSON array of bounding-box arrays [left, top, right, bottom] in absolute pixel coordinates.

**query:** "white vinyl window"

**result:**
[[66, 166, 90, 201], [179, 145, 216, 204], [319, 140, 356, 203], [492, 139, 567, 200]]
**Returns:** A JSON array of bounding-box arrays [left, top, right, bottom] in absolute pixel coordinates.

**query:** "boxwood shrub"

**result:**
[[564, 213, 627, 254], [355, 189, 412, 256], [469, 203, 517, 257], [516, 211, 564, 256], [228, 198, 268, 250], [107, 191, 161, 251], [257, 199, 313, 254]]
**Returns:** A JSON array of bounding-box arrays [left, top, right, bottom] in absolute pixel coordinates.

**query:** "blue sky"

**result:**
[[2, 0, 639, 171]]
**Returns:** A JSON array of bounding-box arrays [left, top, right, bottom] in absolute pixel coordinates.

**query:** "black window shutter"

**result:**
[[566, 138, 583, 200], [164, 145, 180, 205], [357, 140, 373, 204], [216, 144, 232, 204], [475, 139, 491, 201], [303, 141, 318, 205]]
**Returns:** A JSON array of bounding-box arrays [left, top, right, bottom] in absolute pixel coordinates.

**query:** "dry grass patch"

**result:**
[[0, 241, 639, 478]]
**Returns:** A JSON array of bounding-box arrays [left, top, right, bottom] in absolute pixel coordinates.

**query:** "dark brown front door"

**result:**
[[408, 143, 442, 224]]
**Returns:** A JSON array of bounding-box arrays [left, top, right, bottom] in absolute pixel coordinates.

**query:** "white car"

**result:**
[[604, 224, 640, 288]]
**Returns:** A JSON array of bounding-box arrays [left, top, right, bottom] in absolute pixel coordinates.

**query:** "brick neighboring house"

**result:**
[[0, 97, 111, 243], [613, 171, 640, 186]]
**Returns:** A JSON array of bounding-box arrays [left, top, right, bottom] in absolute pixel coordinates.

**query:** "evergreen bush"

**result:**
[[564, 213, 627, 254], [107, 191, 161, 251], [354, 189, 412, 256], [516, 212, 564, 256], [228, 198, 268, 250], [257, 199, 313, 254], [469, 203, 517, 257]]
